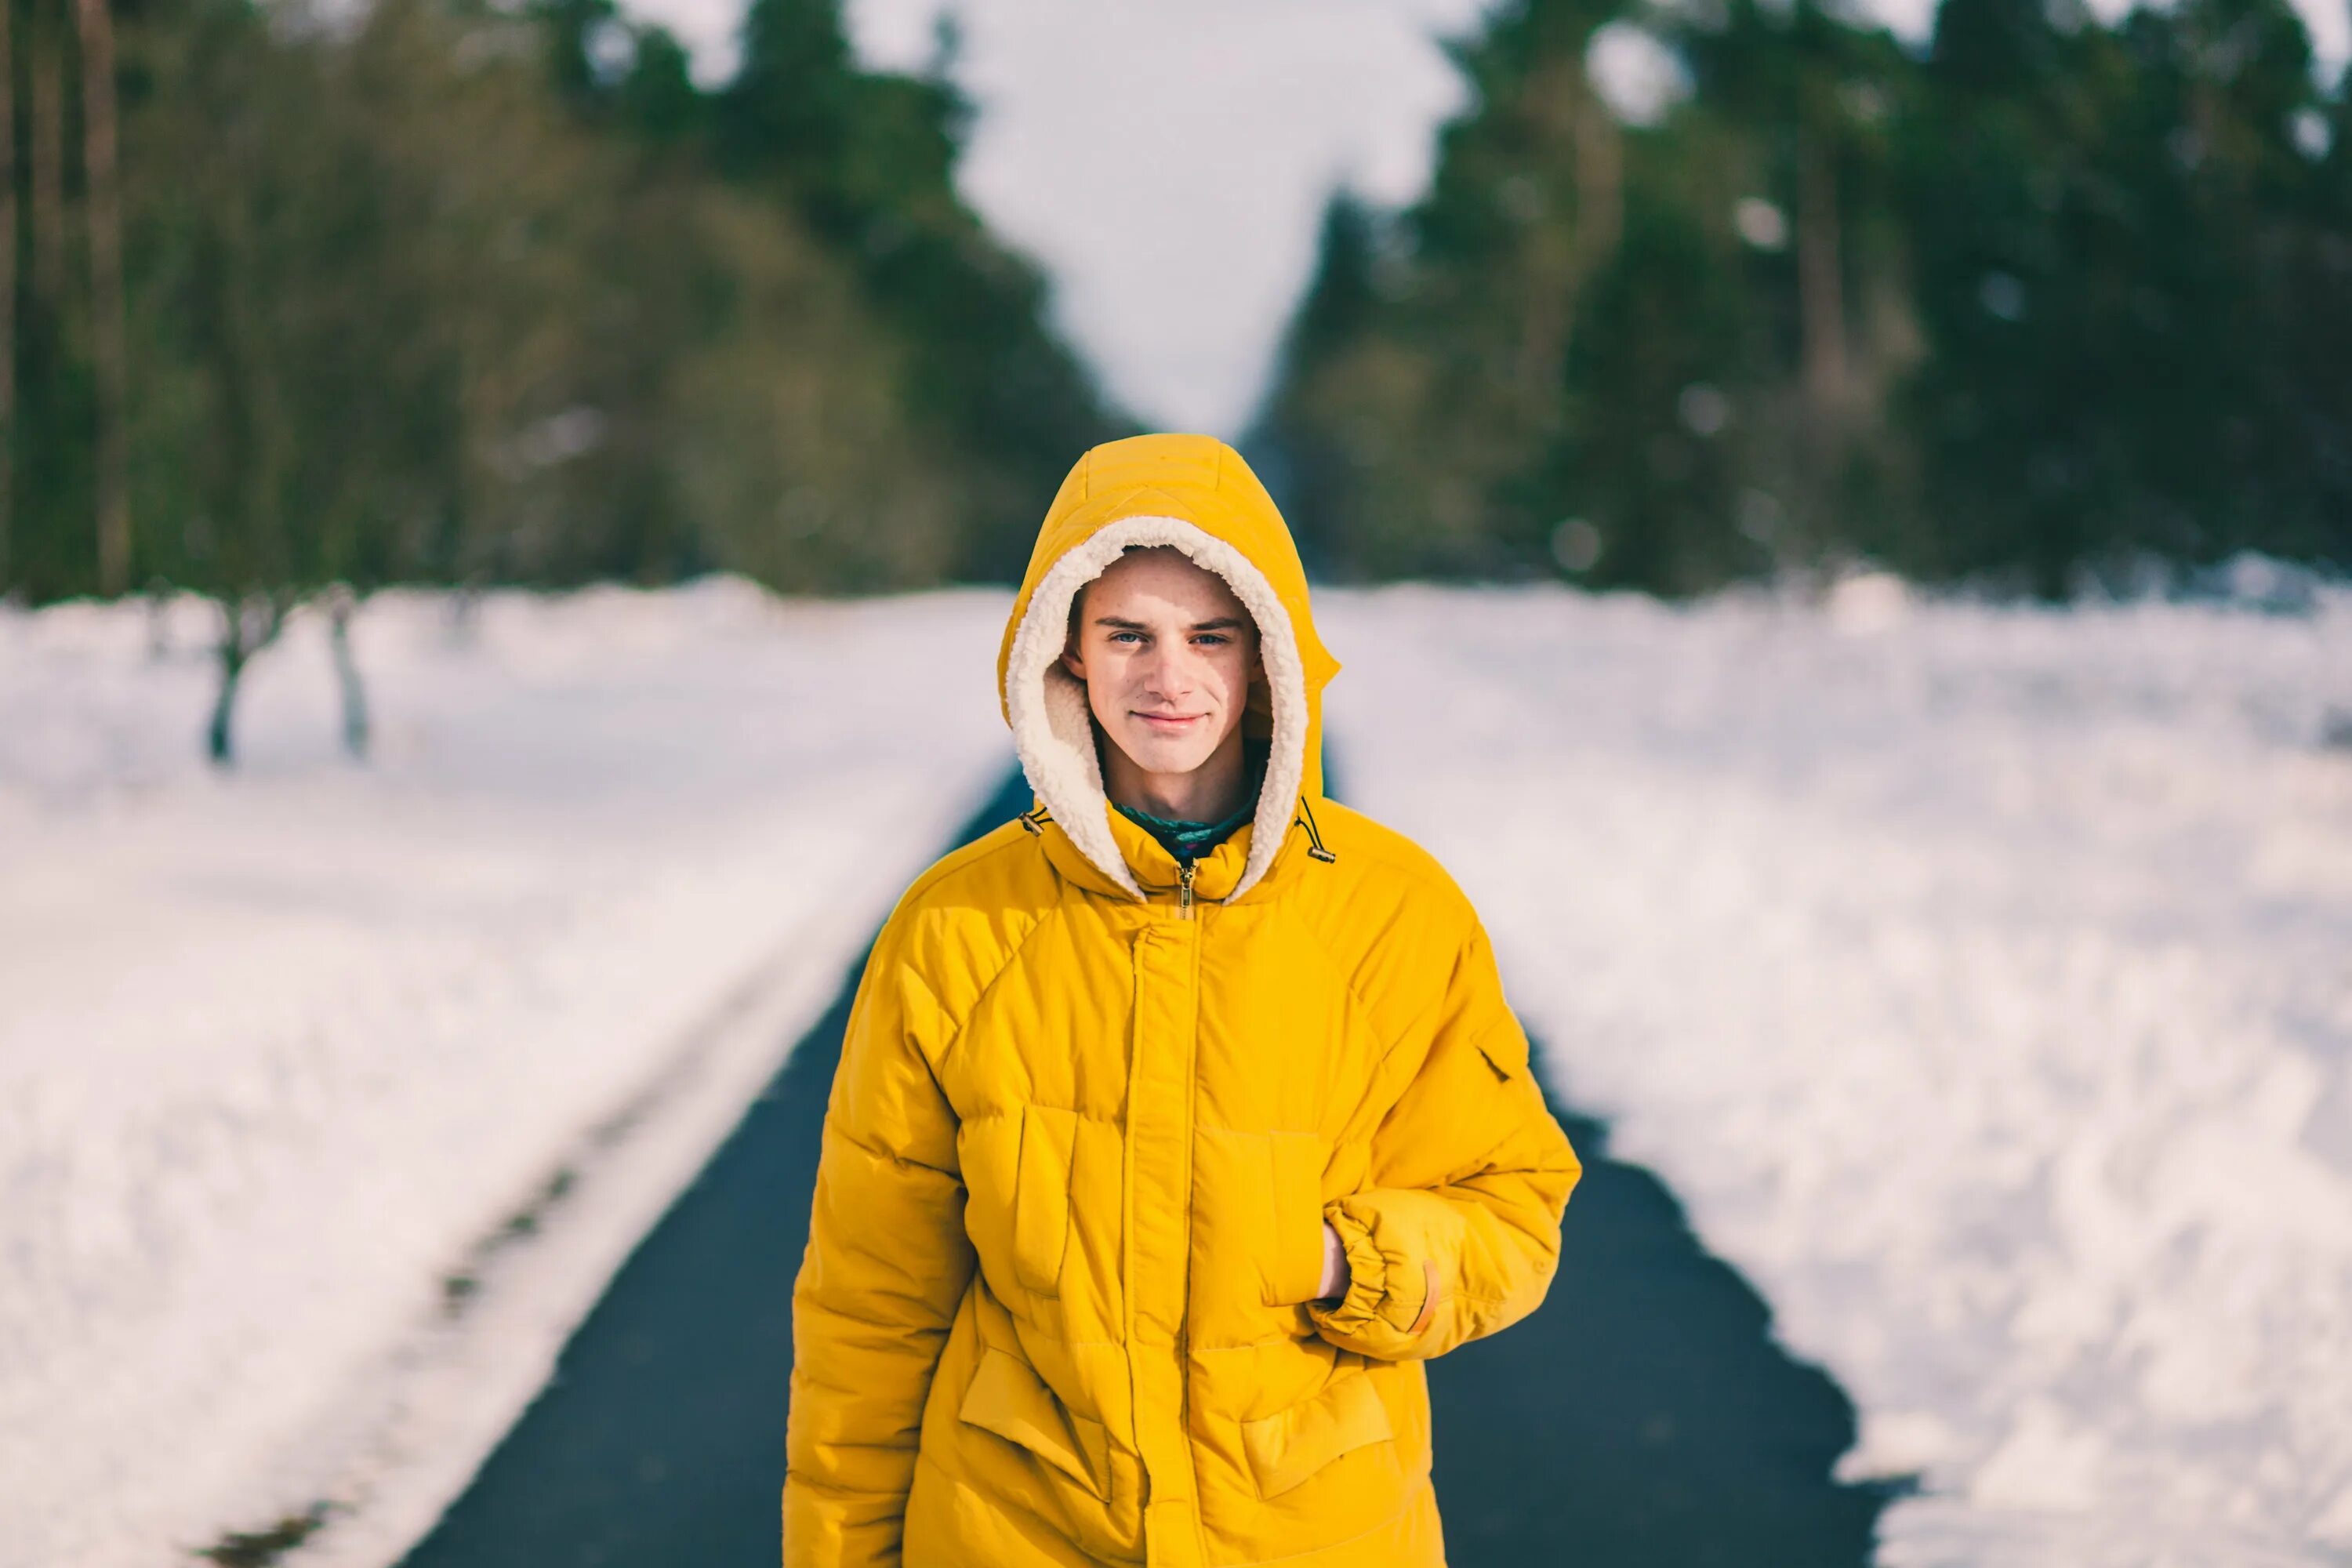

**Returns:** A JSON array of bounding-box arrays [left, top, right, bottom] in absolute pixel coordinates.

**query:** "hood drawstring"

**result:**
[[1021, 798, 1334, 902], [1296, 797, 1338, 865]]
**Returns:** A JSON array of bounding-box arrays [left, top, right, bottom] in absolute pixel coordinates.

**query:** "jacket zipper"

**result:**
[[1178, 859, 1196, 918]]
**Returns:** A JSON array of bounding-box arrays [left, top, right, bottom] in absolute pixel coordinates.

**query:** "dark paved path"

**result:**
[[401, 768, 1888, 1567]]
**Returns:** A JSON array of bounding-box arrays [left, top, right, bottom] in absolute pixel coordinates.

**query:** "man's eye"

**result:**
[[1194, 634, 1229, 647], [1109, 631, 1143, 644]]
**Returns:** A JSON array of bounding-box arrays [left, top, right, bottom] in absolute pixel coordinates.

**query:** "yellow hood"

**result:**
[[995, 434, 1342, 904]]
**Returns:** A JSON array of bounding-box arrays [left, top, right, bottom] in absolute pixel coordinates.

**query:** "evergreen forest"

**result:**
[[1251, 0, 2352, 597], [1, 0, 1124, 615], [8, 0, 2350, 638]]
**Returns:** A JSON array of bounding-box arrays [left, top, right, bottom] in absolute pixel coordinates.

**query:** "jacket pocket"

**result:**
[[959, 1345, 1109, 1499], [1012, 1104, 1078, 1298], [1239, 1367, 1395, 1499], [1261, 1132, 1329, 1306]]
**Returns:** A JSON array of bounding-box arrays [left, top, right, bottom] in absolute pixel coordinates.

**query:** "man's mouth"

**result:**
[[1133, 711, 1204, 731]]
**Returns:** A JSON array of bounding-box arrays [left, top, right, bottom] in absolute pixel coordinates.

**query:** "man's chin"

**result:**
[[1110, 734, 1219, 780]]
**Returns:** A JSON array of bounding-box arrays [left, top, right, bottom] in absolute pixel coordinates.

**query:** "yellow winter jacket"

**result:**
[[784, 434, 1580, 1567]]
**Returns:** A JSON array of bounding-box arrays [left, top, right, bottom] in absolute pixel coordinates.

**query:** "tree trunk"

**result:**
[[325, 585, 369, 760], [207, 592, 285, 768], [74, 0, 128, 594], [445, 579, 483, 647], [1797, 134, 1848, 462], [145, 579, 172, 659], [1, 0, 18, 588], [27, 0, 61, 310], [1513, 65, 1622, 428], [208, 611, 248, 767], [1571, 87, 1624, 285], [1511, 62, 1609, 420]]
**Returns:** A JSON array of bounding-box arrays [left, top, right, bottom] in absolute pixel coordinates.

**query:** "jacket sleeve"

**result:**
[[783, 913, 975, 1566], [1308, 919, 1580, 1362]]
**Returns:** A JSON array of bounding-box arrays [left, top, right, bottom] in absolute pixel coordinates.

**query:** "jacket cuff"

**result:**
[[1308, 1199, 1428, 1340]]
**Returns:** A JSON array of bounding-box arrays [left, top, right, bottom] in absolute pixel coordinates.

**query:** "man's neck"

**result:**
[[1103, 734, 1251, 824]]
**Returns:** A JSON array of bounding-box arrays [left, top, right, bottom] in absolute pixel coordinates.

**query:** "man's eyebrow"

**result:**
[[1089, 614, 1248, 632]]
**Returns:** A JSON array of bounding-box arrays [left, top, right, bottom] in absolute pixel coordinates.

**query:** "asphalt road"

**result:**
[[400, 767, 1889, 1567]]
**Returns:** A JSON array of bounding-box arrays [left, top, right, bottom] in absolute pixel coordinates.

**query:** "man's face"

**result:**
[[1062, 548, 1261, 782]]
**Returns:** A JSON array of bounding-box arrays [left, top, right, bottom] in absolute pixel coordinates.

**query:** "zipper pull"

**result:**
[[1178, 859, 1196, 918]]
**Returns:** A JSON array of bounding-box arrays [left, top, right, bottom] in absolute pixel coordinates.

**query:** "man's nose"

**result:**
[[1140, 641, 1196, 696]]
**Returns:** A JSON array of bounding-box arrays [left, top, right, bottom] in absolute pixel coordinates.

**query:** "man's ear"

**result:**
[[1061, 581, 1089, 681]]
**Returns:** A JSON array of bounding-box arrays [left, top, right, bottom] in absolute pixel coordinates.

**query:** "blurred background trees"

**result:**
[[3, 0, 2347, 649], [1252, 0, 2352, 597], [2, 0, 1123, 615], [3, 0, 1124, 757]]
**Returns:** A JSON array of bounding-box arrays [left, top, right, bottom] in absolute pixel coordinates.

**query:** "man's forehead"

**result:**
[[1090, 546, 1247, 612]]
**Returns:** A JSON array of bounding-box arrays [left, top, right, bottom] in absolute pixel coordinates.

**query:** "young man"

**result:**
[[784, 434, 1579, 1567]]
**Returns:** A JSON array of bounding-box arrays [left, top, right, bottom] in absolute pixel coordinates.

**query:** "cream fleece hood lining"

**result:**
[[1003, 515, 1308, 904]]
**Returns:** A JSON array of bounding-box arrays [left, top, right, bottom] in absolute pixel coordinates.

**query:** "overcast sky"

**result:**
[[621, 0, 2352, 438]]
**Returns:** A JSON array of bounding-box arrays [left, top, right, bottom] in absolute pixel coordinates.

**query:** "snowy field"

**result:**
[[0, 582, 1011, 1568], [1323, 580, 2352, 1567], [11, 573, 2351, 1568]]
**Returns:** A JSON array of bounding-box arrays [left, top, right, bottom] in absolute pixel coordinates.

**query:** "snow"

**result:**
[[1320, 581, 2352, 1566], [0, 581, 1014, 1568], [13, 571, 2351, 1568]]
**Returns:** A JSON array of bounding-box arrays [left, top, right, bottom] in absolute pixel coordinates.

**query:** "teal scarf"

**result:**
[[1114, 797, 1255, 866], [1102, 737, 1269, 867]]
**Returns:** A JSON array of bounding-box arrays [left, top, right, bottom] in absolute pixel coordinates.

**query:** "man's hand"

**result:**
[[1316, 1220, 1350, 1302]]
